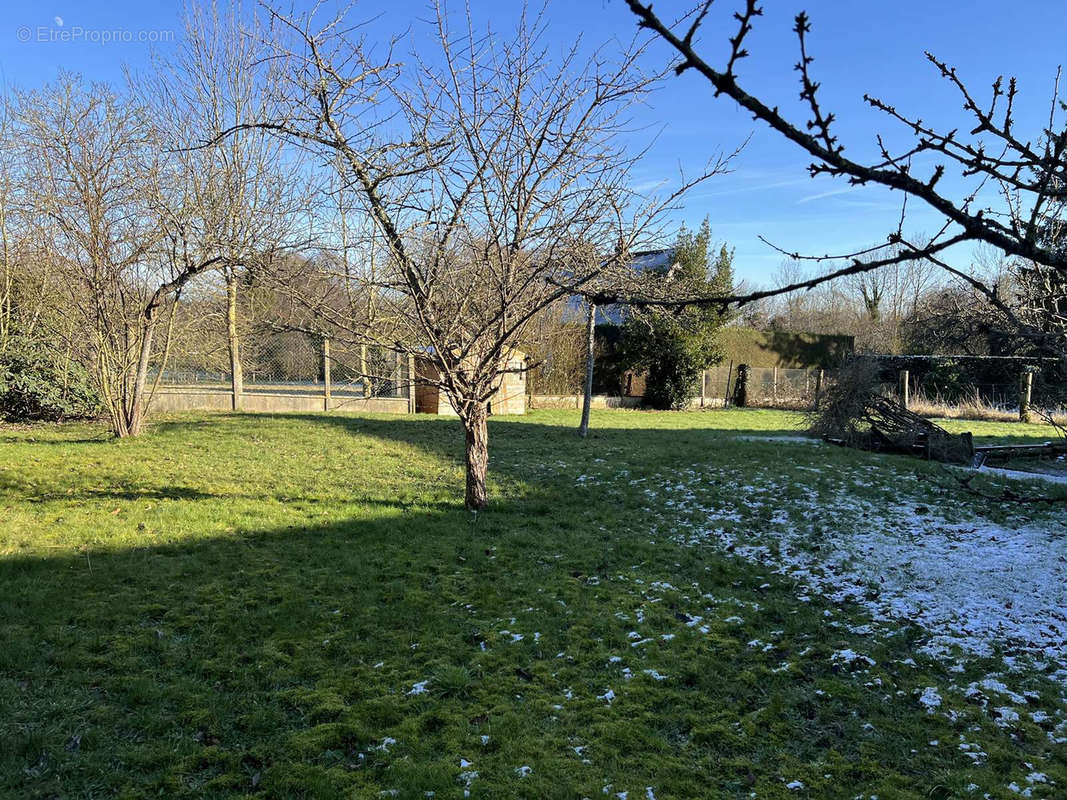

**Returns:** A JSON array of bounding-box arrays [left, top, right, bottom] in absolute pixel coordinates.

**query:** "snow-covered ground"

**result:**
[[637, 460, 1067, 676]]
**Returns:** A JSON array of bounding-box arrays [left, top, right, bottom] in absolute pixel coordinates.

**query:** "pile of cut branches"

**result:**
[[810, 360, 974, 464]]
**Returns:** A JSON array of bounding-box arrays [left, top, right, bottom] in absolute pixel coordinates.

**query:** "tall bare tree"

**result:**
[[211, 2, 727, 508], [140, 0, 312, 412], [15, 75, 170, 436]]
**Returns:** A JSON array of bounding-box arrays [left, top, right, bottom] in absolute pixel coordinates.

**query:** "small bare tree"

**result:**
[[16, 75, 170, 436], [211, 2, 727, 508]]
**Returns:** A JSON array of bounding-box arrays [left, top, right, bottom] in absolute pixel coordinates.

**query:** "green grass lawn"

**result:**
[[2, 409, 1065, 799]]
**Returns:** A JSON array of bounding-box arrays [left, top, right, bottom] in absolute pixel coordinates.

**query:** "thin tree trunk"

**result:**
[[578, 302, 596, 437], [147, 300, 177, 409], [226, 271, 243, 409], [462, 400, 490, 510], [125, 317, 156, 437]]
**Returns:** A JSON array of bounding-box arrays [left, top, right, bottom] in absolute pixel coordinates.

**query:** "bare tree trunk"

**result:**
[[226, 270, 243, 410], [126, 316, 156, 437], [578, 302, 596, 437], [462, 400, 490, 511]]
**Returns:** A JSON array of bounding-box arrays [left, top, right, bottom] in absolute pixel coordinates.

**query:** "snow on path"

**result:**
[[976, 465, 1067, 486]]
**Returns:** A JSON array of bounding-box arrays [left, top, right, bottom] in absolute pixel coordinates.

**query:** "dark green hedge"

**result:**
[[0, 336, 100, 422]]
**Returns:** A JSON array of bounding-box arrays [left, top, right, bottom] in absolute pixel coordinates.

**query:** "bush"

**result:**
[[0, 336, 99, 422], [619, 219, 734, 410], [635, 327, 709, 410]]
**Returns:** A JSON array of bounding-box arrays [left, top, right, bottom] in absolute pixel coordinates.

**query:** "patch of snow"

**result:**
[[919, 687, 942, 713], [831, 649, 876, 669], [977, 465, 1067, 486], [648, 464, 1067, 669]]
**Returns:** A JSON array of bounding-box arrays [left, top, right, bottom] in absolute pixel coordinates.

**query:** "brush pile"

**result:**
[[810, 359, 974, 464]]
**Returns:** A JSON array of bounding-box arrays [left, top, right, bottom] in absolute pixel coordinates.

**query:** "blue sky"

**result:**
[[2, 0, 1064, 285]]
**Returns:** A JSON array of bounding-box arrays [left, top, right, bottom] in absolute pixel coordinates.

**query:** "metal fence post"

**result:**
[[322, 336, 331, 412]]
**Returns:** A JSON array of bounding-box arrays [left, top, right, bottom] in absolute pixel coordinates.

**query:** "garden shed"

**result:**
[[414, 350, 527, 415]]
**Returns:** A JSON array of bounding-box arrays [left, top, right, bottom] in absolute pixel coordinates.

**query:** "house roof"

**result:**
[[563, 247, 678, 324]]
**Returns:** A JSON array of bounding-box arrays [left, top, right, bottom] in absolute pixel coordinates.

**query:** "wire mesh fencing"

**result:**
[[243, 330, 325, 395], [153, 303, 411, 403], [699, 365, 823, 408]]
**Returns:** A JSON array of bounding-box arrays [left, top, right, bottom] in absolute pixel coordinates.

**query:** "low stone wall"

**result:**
[[153, 387, 411, 415], [527, 394, 730, 410], [528, 394, 643, 410]]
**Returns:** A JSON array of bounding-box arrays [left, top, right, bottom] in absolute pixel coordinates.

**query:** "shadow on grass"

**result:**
[[0, 490, 638, 798], [3, 411, 1063, 797], [0, 481, 220, 503]]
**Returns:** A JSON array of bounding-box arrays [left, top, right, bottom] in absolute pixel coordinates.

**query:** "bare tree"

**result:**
[[578, 301, 597, 437], [613, 1, 1067, 355], [140, 0, 312, 412], [15, 75, 171, 436], [210, 2, 727, 509]]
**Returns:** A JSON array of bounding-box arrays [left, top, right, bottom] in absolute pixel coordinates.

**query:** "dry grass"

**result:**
[[908, 388, 1067, 426]]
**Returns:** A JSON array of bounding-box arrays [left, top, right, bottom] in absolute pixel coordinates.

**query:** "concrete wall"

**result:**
[[153, 388, 410, 415], [528, 394, 643, 410]]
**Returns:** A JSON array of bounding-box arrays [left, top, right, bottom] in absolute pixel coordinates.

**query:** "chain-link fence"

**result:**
[[151, 294, 411, 409], [853, 355, 1067, 416], [699, 365, 823, 408]]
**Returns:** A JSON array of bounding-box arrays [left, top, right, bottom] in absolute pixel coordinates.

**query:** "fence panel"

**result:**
[[700, 365, 821, 408], [155, 296, 411, 404]]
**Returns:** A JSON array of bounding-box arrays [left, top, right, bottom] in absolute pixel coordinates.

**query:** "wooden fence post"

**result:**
[[772, 366, 779, 407], [1019, 370, 1033, 423], [408, 354, 416, 414], [700, 369, 707, 408], [360, 345, 369, 398], [900, 370, 910, 410], [322, 337, 331, 412], [813, 369, 824, 410]]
